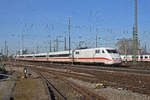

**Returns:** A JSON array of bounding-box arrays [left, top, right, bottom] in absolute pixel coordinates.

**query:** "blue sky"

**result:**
[[0, 0, 150, 53]]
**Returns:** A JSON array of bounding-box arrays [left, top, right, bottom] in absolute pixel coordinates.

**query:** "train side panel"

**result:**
[[74, 49, 94, 63], [47, 51, 72, 63]]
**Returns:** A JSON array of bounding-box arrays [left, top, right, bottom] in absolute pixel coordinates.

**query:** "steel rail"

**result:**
[[6, 62, 150, 95], [44, 69, 150, 95], [43, 71, 104, 100], [6, 62, 150, 75], [40, 73, 67, 100]]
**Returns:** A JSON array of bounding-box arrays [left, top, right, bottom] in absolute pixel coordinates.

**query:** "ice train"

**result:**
[[121, 55, 150, 62], [16, 47, 121, 65]]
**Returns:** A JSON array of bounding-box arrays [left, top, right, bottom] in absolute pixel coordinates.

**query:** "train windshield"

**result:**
[[107, 49, 118, 54]]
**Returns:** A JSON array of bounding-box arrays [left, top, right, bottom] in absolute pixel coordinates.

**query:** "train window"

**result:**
[[107, 49, 118, 53], [140, 56, 143, 59], [75, 52, 79, 54], [95, 50, 100, 54], [145, 56, 148, 59], [35, 55, 46, 58], [102, 50, 105, 53], [50, 54, 70, 57], [26, 56, 33, 58]]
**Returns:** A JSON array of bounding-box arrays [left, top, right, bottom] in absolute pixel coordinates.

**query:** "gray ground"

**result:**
[[67, 78, 150, 100], [0, 66, 49, 100], [0, 75, 15, 100]]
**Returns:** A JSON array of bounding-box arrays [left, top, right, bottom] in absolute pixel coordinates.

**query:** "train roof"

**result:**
[[17, 47, 119, 56], [17, 54, 35, 57], [75, 47, 117, 51], [17, 50, 72, 57], [48, 50, 72, 55], [121, 55, 150, 56]]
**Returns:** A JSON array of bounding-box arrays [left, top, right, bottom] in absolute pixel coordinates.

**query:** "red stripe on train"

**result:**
[[19, 57, 121, 62]]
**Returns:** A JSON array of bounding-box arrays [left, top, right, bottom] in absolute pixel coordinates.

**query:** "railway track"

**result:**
[[15, 61, 150, 75], [6, 61, 150, 96], [38, 67, 150, 95], [6, 61, 150, 73], [39, 71, 105, 100], [40, 73, 67, 100], [40, 63, 150, 75]]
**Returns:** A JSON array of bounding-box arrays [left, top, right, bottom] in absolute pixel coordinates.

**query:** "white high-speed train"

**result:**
[[16, 47, 121, 65], [121, 55, 150, 62]]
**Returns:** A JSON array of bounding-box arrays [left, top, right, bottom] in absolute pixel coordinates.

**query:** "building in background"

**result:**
[[116, 38, 149, 55]]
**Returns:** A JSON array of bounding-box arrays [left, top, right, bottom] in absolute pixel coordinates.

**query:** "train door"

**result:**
[[71, 50, 74, 64], [94, 49, 102, 63], [101, 49, 108, 64], [46, 53, 49, 61]]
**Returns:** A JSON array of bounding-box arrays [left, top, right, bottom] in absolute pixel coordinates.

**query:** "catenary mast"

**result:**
[[133, 0, 138, 63]]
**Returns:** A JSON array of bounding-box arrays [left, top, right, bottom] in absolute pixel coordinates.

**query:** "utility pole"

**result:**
[[48, 35, 51, 52], [133, 0, 138, 63], [56, 37, 59, 51], [64, 31, 67, 51], [125, 44, 127, 56], [53, 40, 55, 52], [54, 47, 55, 52], [6, 45, 8, 57], [96, 28, 98, 48], [21, 33, 24, 54], [64, 36, 67, 51], [49, 40, 52, 52], [68, 16, 71, 54], [36, 46, 39, 53], [4, 40, 8, 59], [1, 48, 3, 55], [4, 40, 7, 56]]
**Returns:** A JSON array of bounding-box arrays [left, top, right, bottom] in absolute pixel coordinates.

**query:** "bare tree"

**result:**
[[116, 38, 149, 55], [116, 38, 134, 55]]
